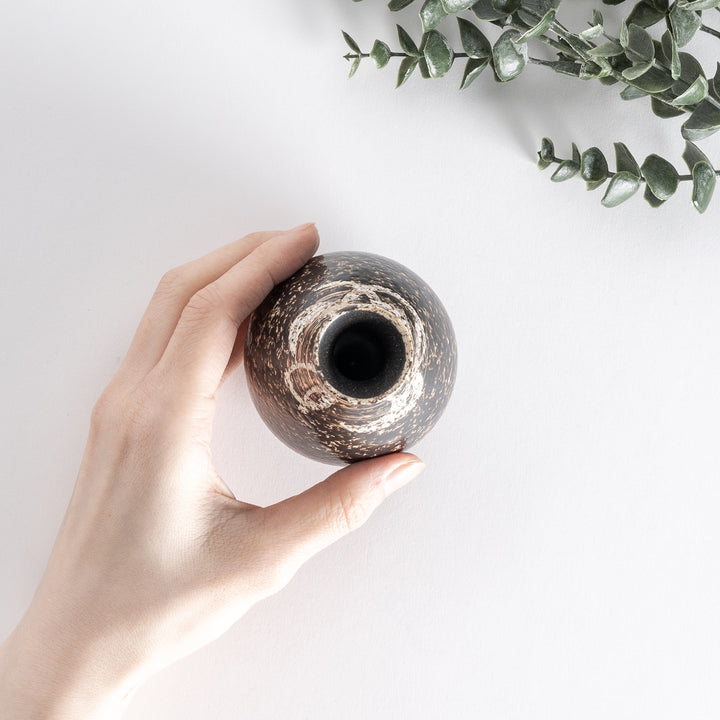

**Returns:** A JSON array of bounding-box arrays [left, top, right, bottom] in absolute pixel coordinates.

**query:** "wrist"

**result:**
[[0, 606, 148, 720]]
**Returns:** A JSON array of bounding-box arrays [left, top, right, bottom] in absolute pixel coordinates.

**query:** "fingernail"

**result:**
[[383, 460, 425, 495], [285, 222, 319, 252], [287, 222, 317, 234]]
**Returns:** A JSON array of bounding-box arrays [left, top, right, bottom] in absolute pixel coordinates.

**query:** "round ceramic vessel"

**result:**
[[244, 251, 457, 464]]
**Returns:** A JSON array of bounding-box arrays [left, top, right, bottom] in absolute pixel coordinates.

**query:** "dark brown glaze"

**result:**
[[244, 252, 457, 464]]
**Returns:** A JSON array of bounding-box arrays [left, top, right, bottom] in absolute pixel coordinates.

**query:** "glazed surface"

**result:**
[[244, 252, 457, 464]]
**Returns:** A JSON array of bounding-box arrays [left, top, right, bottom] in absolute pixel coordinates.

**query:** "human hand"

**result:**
[[0, 224, 424, 720]]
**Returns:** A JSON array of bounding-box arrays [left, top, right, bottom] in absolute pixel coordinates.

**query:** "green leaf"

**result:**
[[644, 184, 666, 208], [641, 154, 680, 200], [396, 56, 419, 87], [690, 162, 716, 213], [623, 61, 653, 81], [651, 97, 686, 118], [683, 138, 713, 171], [614, 142, 641, 176], [581, 147, 609, 186], [517, 0, 560, 25], [423, 30, 454, 77], [626, 1, 666, 28], [671, 39, 681, 81], [620, 85, 649, 100], [514, 9, 556, 43], [420, 0, 448, 32], [460, 57, 489, 88], [471, 0, 508, 21], [492, 30, 528, 82], [491, 0, 521, 11], [441, 0, 477, 11], [602, 171, 642, 207], [397, 25, 421, 57], [671, 75, 708, 105], [551, 160, 580, 182], [539, 137, 555, 163], [388, 0, 417, 9], [668, 4, 702, 46], [342, 31, 361, 54], [370, 40, 392, 69], [711, 62, 720, 101], [580, 24, 604, 41], [348, 56, 361, 78], [457, 17, 492, 58], [628, 66, 675, 93], [679, 0, 720, 9], [589, 40, 625, 58], [682, 139, 717, 212], [623, 24, 655, 63], [682, 100, 720, 141]]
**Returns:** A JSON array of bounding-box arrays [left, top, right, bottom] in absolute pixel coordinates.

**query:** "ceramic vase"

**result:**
[[244, 251, 457, 464]]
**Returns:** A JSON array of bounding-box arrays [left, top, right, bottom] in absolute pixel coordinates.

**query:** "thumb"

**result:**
[[262, 452, 424, 569]]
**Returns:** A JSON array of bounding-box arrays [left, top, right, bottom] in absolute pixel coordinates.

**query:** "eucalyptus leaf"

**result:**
[[460, 57, 489, 88], [671, 75, 708, 105], [491, 0, 521, 12], [370, 40, 392, 68], [423, 30, 454, 77], [551, 160, 580, 182], [492, 30, 528, 82], [342, 31, 361, 54], [581, 147, 609, 186], [651, 97, 686, 118], [641, 153, 680, 200], [682, 100, 720, 140], [643, 184, 666, 207], [628, 66, 675, 93], [397, 25, 421, 57], [602, 171, 642, 207], [420, 0, 448, 33], [668, 4, 702, 46], [690, 162, 716, 213], [683, 140, 717, 212], [626, 0, 666, 27], [614, 142, 641, 176], [516, 0, 560, 26], [539, 137, 555, 163], [514, 9, 556, 43], [396, 56, 419, 87], [441, 0, 477, 11], [457, 17, 492, 58], [471, 0, 509, 21]]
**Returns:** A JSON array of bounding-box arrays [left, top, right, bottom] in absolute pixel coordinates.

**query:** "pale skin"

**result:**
[[0, 223, 424, 719]]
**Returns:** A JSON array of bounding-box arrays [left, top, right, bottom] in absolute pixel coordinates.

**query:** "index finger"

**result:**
[[149, 222, 319, 405]]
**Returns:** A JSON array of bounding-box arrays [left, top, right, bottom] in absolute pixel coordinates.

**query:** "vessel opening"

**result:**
[[319, 311, 406, 399]]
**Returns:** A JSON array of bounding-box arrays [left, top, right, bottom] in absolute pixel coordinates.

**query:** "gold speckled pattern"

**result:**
[[244, 252, 457, 464]]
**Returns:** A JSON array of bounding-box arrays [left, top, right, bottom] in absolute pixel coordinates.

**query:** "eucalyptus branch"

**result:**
[[538, 137, 718, 213], [343, 0, 720, 211]]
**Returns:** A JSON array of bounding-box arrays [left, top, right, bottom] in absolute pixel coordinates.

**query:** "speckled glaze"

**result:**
[[244, 252, 457, 464]]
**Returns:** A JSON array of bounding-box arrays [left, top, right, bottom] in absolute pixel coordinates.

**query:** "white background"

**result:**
[[2, 2, 720, 718]]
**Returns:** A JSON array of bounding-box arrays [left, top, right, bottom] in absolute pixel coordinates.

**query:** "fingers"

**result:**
[[116, 229, 282, 389], [150, 223, 319, 403], [259, 453, 425, 572]]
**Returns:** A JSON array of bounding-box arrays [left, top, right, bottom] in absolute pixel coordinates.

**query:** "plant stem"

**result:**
[[700, 23, 720, 40], [545, 155, 720, 182]]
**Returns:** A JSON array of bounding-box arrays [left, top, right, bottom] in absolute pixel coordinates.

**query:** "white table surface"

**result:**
[[2, 2, 720, 718]]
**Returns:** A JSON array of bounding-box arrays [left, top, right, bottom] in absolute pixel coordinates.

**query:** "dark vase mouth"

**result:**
[[318, 310, 407, 400]]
